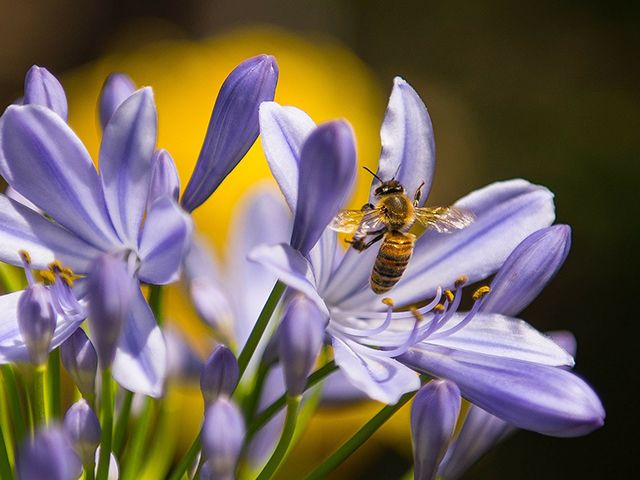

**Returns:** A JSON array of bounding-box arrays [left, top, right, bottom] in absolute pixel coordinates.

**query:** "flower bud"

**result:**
[[202, 398, 245, 478], [410, 380, 461, 480], [17, 425, 82, 480], [147, 149, 180, 207], [87, 254, 135, 367], [24, 65, 68, 121], [200, 344, 239, 405], [17, 284, 57, 365], [181, 55, 279, 212], [278, 295, 327, 396], [63, 399, 101, 466], [60, 328, 98, 398], [99, 72, 136, 130]]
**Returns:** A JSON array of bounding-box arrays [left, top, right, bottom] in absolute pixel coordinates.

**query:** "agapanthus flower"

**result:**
[[249, 77, 603, 436]]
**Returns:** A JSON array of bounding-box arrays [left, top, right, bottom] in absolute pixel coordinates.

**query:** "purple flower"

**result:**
[[0, 66, 192, 397], [63, 399, 101, 466], [16, 425, 82, 480], [17, 283, 57, 365], [200, 344, 240, 405], [60, 328, 98, 398], [249, 77, 603, 437], [202, 397, 245, 480]]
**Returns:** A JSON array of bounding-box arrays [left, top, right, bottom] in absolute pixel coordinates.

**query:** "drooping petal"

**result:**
[[0, 193, 102, 272], [98, 73, 136, 130], [181, 55, 279, 212], [147, 149, 180, 207], [373, 77, 435, 205], [425, 313, 574, 367], [343, 179, 556, 310], [111, 287, 167, 398], [399, 344, 605, 437], [259, 102, 316, 211], [138, 196, 192, 285], [332, 336, 420, 404], [0, 105, 119, 250], [23, 66, 68, 121], [290, 121, 357, 256], [99, 88, 157, 247], [481, 225, 571, 316], [248, 243, 328, 316]]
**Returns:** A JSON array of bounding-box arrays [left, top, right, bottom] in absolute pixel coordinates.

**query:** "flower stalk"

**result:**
[[31, 364, 47, 427], [96, 367, 114, 480]]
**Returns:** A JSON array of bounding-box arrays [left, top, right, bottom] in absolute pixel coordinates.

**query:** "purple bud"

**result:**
[[17, 425, 82, 480], [481, 225, 571, 316], [278, 295, 327, 396], [147, 149, 181, 207], [181, 55, 279, 212], [202, 398, 245, 478], [23, 65, 68, 121], [410, 380, 461, 480], [200, 345, 239, 404], [63, 399, 101, 466], [87, 255, 135, 367], [17, 284, 57, 365], [99, 73, 136, 130], [60, 329, 98, 398]]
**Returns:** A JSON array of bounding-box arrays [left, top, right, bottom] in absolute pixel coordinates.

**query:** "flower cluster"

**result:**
[[0, 57, 603, 480]]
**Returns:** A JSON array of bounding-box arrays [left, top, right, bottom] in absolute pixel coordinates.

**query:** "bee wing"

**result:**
[[414, 206, 475, 233], [329, 209, 367, 234]]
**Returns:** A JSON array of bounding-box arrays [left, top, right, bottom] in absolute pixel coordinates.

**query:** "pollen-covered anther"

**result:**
[[382, 297, 395, 307], [434, 303, 446, 313], [38, 270, 56, 285], [444, 289, 455, 303], [454, 275, 468, 288], [472, 285, 491, 301], [48, 260, 64, 273], [19, 250, 32, 265], [409, 306, 424, 322]]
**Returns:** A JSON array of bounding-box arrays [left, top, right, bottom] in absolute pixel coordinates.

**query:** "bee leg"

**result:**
[[361, 203, 375, 211], [357, 233, 385, 251], [413, 181, 426, 207]]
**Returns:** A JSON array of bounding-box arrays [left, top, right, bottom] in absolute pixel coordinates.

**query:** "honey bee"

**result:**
[[330, 168, 474, 294]]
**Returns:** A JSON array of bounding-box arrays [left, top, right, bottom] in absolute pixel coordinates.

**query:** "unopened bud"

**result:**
[[200, 345, 239, 405], [202, 398, 245, 478], [63, 399, 101, 466], [17, 284, 57, 365], [17, 426, 82, 480], [60, 329, 98, 398]]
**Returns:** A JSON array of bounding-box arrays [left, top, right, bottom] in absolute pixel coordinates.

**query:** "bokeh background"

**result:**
[[1, 1, 637, 478]]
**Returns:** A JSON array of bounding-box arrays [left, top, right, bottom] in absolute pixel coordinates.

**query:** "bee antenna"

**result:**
[[363, 166, 382, 183], [391, 163, 402, 181]]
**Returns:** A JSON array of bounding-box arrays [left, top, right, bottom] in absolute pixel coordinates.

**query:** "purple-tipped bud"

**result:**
[[290, 120, 357, 256], [61, 329, 98, 398], [181, 55, 279, 212], [99, 73, 136, 130], [481, 225, 571, 316], [87, 255, 135, 367], [63, 399, 101, 466], [202, 398, 245, 478], [411, 380, 461, 480], [17, 426, 82, 480], [278, 295, 327, 396], [17, 284, 57, 365], [147, 149, 181, 207], [200, 345, 239, 404], [24, 65, 68, 121]]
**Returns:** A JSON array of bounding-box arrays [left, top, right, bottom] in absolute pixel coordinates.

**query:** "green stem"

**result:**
[[256, 395, 301, 480], [112, 390, 134, 458], [120, 398, 154, 480], [148, 285, 164, 325], [0, 365, 26, 445], [0, 422, 12, 480], [0, 263, 23, 293], [84, 461, 96, 480], [236, 282, 285, 380], [247, 361, 337, 440], [167, 431, 201, 480], [303, 390, 416, 480], [31, 364, 47, 427], [47, 348, 61, 419], [96, 367, 113, 480]]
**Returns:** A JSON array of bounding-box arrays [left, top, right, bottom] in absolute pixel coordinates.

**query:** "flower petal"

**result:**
[[99, 88, 157, 247], [0, 104, 119, 250], [181, 55, 279, 212], [400, 344, 605, 437], [98, 73, 136, 130], [291, 121, 357, 256], [0, 290, 84, 363], [373, 77, 435, 205], [248, 243, 328, 316], [24, 66, 68, 121], [0, 193, 102, 272], [138, 197, 192, 285], [425, 313, 574, 367], [332, 336, 420, 404], [259, 102, 316, 211], [147, 149, 180, 208], [481, 225, 571, 316], [111, 287, 166, 397]]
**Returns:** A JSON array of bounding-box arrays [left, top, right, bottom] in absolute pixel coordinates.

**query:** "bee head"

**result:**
[[374, 180, 404, 196]]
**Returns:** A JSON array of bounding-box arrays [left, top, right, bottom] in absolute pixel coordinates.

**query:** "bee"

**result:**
[[330, 168, 474, 294]]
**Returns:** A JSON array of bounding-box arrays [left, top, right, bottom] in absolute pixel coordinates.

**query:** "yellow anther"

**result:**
[[59, 272, 75, 288], [48, 260, 64, 272], [434, 303, 446, 313], [455, 275, 468, 288], [382, 297, 395, 307], [409, 306, 424, 322], [39, 270, 56, 285], [19, 250, 32, 265], [61, 267, 75, 277], [472, 286, 491, 301], [444, 289, 455, 303]]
